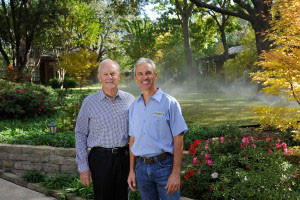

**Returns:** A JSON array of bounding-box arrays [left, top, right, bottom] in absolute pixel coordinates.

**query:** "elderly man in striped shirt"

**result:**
[[75, 59, 134, 200]]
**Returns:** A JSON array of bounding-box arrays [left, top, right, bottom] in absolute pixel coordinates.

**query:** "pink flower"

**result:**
[[283, 148, 292, 155], [281, 143, 287, 149], [276, 138, 281, 143], [265, 138, 271, 142], [206, 140, 210, 144], [207, 160, 213, 166], [275, 143, 281, 149], [242, 137, 249, 145], [245, 165, 251, 170], [248, 136, 254, 142], [220, 137, 224, 143], [192, 157, 197, 165], [252, 144, 256, 148], [268, 149, 273, 154], [205, 153, 211, 159]]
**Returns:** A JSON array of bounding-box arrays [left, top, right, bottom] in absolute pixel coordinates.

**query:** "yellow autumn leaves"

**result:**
[[251, 0, 300, 136]]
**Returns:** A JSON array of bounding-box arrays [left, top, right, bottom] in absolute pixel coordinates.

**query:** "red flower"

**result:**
[[17, 90, 24, 94], [194, 140, 201, 146], [245, 165, 251, 170], [184, 169, 195, 180], [265, 137, 271, 142], [189, 144, 196, 155], [38, 105, 45, 111], [209, 185, 214, 193]]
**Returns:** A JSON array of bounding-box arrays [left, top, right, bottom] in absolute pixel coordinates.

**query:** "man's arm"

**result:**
[[127, 136, 137, 191], [166, 133, 184, 194], [75, 100, 91, 186]]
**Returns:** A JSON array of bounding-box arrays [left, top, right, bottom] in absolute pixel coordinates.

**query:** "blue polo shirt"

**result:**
[[129, 88, 188, 157]]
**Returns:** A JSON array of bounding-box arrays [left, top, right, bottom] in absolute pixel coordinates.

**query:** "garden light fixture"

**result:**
[[48, 121, 57, 134]]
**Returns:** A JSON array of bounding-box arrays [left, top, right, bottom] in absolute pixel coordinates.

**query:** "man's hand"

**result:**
[[127, 170, 137, 191], [165, 172, 180, 194], [80, 171, 91, 186]]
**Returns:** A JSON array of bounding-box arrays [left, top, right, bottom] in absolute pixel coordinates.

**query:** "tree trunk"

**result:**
[[182, 14, 193, 72]]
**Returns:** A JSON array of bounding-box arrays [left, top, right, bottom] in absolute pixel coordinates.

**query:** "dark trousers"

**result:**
[[88, 147, 129, 200]]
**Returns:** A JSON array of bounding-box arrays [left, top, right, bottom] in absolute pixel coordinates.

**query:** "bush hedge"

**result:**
[[0, 79, 56, 119], [182, 131, 300, 200]]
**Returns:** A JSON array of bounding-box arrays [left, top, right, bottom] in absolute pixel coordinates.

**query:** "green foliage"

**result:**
[[49, 78, 61, 89], [223, 28, 258, 83], [0, 128, 75, 148], [0, 79, 56, 119], [23, 170, 46, 183], [43, 174, 77, 190], [121, 18, 159, 65], [63, 77, 77, 89], [182, 131, 299, 199], [64, 179, 94, 199]]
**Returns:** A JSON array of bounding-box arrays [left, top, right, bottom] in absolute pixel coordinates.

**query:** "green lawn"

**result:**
[[179, 98, 261, 126]]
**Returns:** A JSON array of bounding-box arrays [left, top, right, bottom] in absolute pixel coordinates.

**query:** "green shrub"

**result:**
[[63, 77, 77, 89], [42, 174, 77, 190], [0, 128, 75, 148], [0, 79, 56, 119], [49, 78, 61, 89], [65, 179, 94, 199], [182, 131, 299, 199], [22, 170, 46, 183]]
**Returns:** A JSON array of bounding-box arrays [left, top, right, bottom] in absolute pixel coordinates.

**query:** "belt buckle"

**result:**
[[111, 148, 118, 154]]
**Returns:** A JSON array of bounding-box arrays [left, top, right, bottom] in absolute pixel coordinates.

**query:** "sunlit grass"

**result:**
[[179, 97, 263, 126]]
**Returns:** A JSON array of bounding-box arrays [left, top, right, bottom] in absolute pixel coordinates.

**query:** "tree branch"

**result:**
[[190, 0, 252, 22], [233, 0, 254, 16], [174, 0, 183, 16], [1, 0, 15, 48]]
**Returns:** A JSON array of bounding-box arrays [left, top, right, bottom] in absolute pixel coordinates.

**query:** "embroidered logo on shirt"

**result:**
[[154, 112, 164, 116]]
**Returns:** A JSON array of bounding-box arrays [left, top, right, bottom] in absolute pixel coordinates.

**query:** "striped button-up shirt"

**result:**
[[75, 89, 135, 173]]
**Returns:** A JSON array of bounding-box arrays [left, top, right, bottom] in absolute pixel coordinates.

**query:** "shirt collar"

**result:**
[[98, 89, 121, 101], [137, 88, 163, 102]]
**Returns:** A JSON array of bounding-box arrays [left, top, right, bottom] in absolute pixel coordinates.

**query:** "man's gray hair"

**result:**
[[134, 58, 156, 75], [98, 59, 120, 74]]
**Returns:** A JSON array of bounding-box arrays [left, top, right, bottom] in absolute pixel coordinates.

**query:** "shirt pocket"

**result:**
[[152, 111, 169, 122]]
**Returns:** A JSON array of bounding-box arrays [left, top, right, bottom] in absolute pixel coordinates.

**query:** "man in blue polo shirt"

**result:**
[[127, 58, 188, 200]]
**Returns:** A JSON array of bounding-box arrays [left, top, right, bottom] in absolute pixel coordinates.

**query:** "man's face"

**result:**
[[98, 62, 120, 90], [135, 63, 157, 91]]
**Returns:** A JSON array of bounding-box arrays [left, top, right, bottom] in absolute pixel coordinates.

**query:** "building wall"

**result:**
[[0, 144, 78, 175]]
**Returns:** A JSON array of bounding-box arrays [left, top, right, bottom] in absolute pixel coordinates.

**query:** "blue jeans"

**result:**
[[135, 155, 180, 200]]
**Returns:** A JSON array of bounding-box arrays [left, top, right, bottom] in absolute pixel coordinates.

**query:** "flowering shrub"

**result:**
[[181, 132, 299, 199], [0, 79, 56, 119]]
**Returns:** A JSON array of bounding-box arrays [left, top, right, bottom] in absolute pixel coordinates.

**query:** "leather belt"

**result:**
[[91, 145, 128, 154], [136, 152, 171, 164]]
